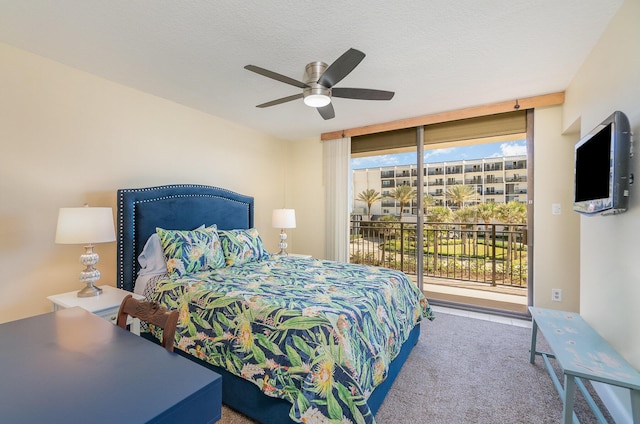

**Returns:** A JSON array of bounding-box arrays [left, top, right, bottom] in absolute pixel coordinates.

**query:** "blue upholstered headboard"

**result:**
[[117, 184, 254, 293]]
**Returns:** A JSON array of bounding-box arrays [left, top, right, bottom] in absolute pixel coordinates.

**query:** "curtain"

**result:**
[[323, 136, 351, 262]]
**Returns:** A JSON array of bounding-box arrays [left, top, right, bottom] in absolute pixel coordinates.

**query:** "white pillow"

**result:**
[[138, 233, 167, 276], [134, 233, 169, 295], [134, 273, 155, 295]]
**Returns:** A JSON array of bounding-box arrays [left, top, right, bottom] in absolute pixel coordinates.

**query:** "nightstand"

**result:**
[[47, 285, 144, 333]]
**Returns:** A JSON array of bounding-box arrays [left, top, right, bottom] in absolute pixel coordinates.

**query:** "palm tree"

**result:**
[[476, 201, 497, 258], [427, 206, 452, 271], [496, 201, 527, 276], [386, 184, 416, 220], [422, 193, 435, 215], [446, 184, 477, 209], [378, 215, 398, 264], [477, 202, 497, 225], [454, 206, 476, 256], [356, 189, 382, 220]]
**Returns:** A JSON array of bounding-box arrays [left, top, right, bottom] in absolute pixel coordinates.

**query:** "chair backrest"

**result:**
[[117, 294, 179, 352]]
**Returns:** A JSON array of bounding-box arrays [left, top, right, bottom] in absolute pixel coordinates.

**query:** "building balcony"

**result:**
[[484, 178, 504, 184], [465, 179, 483, 185], [505, 162, 527, 170]]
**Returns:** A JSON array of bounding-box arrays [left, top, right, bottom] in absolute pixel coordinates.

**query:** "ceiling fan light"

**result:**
[[303, 94, 331, 108]]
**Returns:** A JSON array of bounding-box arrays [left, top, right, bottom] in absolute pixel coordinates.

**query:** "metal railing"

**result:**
[[350, 220, 527, 287]]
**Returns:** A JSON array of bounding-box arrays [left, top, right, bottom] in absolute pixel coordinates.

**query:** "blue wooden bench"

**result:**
[[529, 307, 640, 424]]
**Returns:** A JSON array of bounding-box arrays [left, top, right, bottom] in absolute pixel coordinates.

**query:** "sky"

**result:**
[[351, 140, 527, 170]]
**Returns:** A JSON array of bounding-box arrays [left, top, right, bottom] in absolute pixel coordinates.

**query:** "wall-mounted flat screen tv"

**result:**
[[573, 111, 631, 215]]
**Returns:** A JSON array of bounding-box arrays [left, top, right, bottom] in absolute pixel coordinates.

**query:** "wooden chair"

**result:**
[[117, 294, 179, 352]]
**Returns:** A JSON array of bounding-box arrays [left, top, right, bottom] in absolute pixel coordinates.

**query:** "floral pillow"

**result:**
[[156, 226, 225, 276], [218, 228, 270, 266]]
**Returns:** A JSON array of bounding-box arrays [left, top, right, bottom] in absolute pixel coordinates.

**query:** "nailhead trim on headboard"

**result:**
[[117, 185, 254, 293]]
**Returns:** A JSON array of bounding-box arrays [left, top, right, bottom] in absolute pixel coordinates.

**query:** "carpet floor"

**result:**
[[218, 309, 614, 423]]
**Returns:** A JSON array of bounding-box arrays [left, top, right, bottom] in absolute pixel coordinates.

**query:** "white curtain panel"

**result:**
[[323, 136, 351, 262]]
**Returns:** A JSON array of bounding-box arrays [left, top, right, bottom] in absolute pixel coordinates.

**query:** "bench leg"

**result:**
[[631, 389, 639, 424], [563, 374, 577, 424], [529, 319, 538, 363]]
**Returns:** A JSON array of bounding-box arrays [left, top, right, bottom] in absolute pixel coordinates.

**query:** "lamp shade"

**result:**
[[55, 207, 116, 244], [272, 209, 296, 229]]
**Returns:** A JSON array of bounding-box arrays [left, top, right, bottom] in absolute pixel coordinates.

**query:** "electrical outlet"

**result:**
[[551, 289, 562, 302]]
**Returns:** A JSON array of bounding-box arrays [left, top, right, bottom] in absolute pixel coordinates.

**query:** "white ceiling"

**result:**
[[0, 0, 623, 141]]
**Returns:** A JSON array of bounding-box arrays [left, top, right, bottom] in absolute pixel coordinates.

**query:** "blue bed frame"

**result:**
[[117, 184, 421, 423]]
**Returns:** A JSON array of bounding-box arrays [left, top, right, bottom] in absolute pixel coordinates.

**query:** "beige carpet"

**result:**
[[217, 311, 613, 423]]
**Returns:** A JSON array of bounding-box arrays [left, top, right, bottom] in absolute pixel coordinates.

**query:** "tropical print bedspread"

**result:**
[[150, 256, 434, 424]]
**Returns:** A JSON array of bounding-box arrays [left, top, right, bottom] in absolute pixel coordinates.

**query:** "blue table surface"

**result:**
[[0, 307, 221, 424], [530, 306, 640, 390]]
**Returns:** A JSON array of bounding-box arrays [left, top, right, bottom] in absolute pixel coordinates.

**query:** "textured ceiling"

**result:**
[[0, 0, 623, 141]]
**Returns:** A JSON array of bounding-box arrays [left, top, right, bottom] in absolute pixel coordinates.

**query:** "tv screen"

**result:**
[[574, 123, 611, 202], [573, 111, 631, 215]]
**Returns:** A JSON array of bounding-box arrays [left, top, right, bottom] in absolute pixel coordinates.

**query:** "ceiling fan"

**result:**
[[244, 48, 394, 120]]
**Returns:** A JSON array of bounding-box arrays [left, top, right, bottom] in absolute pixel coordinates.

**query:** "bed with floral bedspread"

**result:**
[[148, 255, 434, 424]]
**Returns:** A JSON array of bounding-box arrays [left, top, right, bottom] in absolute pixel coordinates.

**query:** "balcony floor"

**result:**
[[422, 277, 528, 315]]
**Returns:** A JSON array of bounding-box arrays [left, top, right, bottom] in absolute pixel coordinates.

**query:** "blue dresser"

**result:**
[[0, 307, 221, 424]]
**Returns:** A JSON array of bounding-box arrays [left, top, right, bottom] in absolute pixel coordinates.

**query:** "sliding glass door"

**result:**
[[349, 111, 532, 315]]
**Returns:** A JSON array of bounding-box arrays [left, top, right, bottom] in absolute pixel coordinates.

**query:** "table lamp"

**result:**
[[55, 205, 116, 297], [272, 209, 296, 255]]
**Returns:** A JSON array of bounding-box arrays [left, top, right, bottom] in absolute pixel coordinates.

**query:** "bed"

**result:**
[[117, 184, 434, 424]]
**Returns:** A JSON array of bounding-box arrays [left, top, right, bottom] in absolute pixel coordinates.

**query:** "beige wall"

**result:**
[[532, 106, 581, 311], [0, 43, 290, 323], [563, 0, 640, 371], [561, 0, 640, 419]]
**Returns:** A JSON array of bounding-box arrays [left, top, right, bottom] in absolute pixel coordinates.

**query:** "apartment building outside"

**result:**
[[352, 155, 527, 218]]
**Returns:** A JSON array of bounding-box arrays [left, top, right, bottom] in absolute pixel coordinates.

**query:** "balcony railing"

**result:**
[[484, 177, 504, 184], [505, 163, 527, 170], [350, 220, 527, 287]]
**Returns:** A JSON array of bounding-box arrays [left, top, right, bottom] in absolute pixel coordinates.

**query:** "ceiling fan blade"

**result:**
[[256, 93, 303, 108], [332, 87, 395, 101], [244, 65, 308, 89], [317, 103, 335, 120], [317, 48, 366, 88]]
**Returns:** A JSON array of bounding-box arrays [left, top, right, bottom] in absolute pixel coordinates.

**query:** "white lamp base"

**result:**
[[276, 230, 289, 255], [77, 284, 103, 297], [77, 245, 103, 297]]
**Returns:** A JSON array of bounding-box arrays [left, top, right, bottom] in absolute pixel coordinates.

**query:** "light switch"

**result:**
[[552, 203, 561, 215]]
